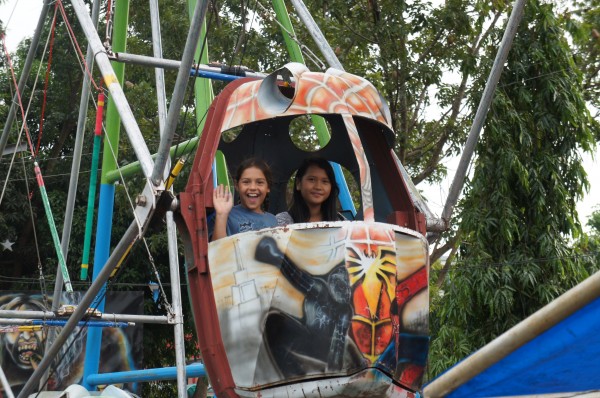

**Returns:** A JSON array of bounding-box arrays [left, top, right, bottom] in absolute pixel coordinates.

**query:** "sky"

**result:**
[[1, 0, 598, 228]]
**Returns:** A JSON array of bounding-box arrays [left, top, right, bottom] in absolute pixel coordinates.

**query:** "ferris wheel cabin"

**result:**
[[178, 63, 429, 398]]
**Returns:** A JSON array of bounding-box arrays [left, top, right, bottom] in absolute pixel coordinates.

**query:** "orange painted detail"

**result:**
[[346, 224, 397, 363], [221, 70, 391, 132]]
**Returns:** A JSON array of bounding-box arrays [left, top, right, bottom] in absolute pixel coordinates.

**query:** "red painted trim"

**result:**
[[94, 92, 105, 137], [355, 118, 425, 235], [181, 78, 259, 398], [396, 266, 428, 308]]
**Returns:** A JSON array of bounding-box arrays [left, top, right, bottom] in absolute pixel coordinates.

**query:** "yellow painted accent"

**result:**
[[165, 158, 186, 190], [111, 242, 134, 277], [81, 263, 89, 269], [103, 74, 119, 86], [19, 326, 44, 332]]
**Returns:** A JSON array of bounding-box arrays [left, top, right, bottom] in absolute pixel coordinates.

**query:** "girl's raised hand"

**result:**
[[213, 184, 233, 215]]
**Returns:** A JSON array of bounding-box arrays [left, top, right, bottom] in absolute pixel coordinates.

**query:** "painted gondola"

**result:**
[[178, 63, 429, 398]]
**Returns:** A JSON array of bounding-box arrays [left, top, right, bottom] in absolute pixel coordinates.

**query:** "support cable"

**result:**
[[1, 35, 74, 294], [437, 0, 526, 237], [36, 3, 60, 156], [228, 0, 248, 69], [103, 0, 114, 50], [0, 11, 56, 208], [0, 0, 53, 160], [256, 0, 326, 70], [142, 239, 174, 315], [56, 0, 101, 92], [237, 0, 259, 70], [22, 157, 49, 311]]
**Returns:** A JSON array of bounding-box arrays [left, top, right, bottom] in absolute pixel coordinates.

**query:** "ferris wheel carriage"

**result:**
[[178, 63, 430, 398]]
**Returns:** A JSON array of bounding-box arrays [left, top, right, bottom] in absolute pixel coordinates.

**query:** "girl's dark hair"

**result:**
[[235, 158, 273, 188], [288, 157, 339, 223]]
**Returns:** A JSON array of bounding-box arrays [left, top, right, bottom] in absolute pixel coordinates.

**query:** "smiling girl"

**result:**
[[211, 158, 277, 241], [276, 157, 340, 225]]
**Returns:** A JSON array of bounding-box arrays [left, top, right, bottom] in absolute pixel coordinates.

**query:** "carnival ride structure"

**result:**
[[2, 0, 600, 397], [178, 63, 430, 397]]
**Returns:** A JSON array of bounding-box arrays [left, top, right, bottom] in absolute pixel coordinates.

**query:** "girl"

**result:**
[[212, 158, 277, 241], [276, 157, 340, 225]]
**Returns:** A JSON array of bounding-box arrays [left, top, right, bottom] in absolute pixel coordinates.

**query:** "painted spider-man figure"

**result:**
[[255, 236, 365, 377]]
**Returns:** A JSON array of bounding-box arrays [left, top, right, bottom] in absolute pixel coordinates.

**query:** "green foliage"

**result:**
[[2, 0, 599, 394], [429, 0, 599, 378], [562, 0, 600, 123], [572, 208, 600, 280], [293, 0, 505, 184]]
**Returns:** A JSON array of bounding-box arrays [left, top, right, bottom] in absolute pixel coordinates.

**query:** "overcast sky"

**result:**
[[1, 0, 598, 228]]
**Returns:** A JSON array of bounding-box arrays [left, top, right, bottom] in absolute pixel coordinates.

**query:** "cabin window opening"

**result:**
[[222, 125, 244, 143], [277, 162, 363, 220], [340, 165, 361, 218], [289, 115, 331, 152]]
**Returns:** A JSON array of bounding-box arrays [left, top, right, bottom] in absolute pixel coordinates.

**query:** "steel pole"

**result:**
[[151, 0, 210, 185], [149, 0, 168, 135], [0, 319, 132, 327], [0, 364, 15, 398], [40, 0, 100, 380], [167, 212, 187, 397], [68, 0, 154, 178], [150, 1, 187, 395], [287, 0, 344, 70], [17, 221, 140, 398], [109, 52, 268, 78], [0, 310, 169, 324], [439, 0, 526, 228], [80, 0, 132, 389], [0, 0, 52, 157], [424, 269, 600, 397], [50, 0, 102, 330]]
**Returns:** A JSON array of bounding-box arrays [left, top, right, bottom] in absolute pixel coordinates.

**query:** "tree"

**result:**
[[2, 0, 598, 394], [429, 0, 599, 377], [563, 0, 600, 121]]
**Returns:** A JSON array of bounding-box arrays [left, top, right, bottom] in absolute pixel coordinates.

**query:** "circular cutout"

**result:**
[[222, 125, 243, 143], [289, 115, 331, 152]]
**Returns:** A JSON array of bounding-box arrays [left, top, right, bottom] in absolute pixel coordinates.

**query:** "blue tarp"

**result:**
[[436, 296, 600, 397]]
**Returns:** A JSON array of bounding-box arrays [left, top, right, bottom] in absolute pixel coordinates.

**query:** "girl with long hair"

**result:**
[[276, 157, 339, 225]]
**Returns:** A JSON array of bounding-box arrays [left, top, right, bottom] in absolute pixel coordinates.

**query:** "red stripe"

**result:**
[[94, 92, 105, 136], [34, 165, 45, 187]]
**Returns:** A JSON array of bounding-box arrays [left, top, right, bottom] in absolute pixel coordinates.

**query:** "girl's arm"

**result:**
[[212, 184, 233, 241]]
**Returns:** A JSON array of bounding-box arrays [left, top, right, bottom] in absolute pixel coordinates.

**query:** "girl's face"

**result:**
[[296, 165, 332, 209], [236, 166, 270, 213]]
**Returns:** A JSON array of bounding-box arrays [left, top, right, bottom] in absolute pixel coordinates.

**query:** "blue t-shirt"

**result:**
[[209, 205, 277, 238]]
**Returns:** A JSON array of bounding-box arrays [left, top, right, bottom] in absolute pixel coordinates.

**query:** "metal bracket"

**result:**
[[133, 179, 164, 234]]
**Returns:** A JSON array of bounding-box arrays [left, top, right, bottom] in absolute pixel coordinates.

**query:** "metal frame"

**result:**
[[7, 0, 199, 395], [1, 0, 527, 395]]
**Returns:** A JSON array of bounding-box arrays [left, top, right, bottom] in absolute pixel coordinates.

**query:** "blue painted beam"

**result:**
[[86, 363, 206, 385], [191, 68, 242, 81], [31, 320, 130, 328]]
